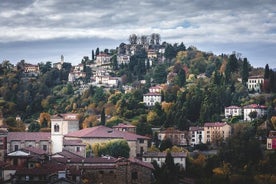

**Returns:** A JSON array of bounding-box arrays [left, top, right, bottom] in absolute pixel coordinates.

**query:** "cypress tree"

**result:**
[[241, 58, 249, 85], [100, 107, 106, 125], [264, 64, 270, 79]]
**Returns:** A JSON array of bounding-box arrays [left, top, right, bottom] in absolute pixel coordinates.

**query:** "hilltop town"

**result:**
[[0, 34, 276, 183]]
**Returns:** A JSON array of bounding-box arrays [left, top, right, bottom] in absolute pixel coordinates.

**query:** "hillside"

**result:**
[[0, 37, 276, 133]]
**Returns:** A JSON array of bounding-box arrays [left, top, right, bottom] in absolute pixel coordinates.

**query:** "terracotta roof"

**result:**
[[112, 123, 136, 128], [248, 75, 264, 79], [7, 132, 50, 142], [63, 139, 86, 146], [189, 126, 204, 131], [149, 85, 162, 89], [160, 128, 185, 134], [143, 92, 161, 96], [51, 150, 85, 160], [225, 105, 242, 109], [243, 104, 267, 109], [143, 152, 187, 158], [128, 157, 154, 170], [65, 126, 150, 141], [51, 113, 79, 121], [204, 122, 229, 127], [22, 147, 47, 155], [83, 156, 118, 164]]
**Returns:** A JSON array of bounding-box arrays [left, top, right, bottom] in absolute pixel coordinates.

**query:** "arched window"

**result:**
[[54, 124, 60, 132]]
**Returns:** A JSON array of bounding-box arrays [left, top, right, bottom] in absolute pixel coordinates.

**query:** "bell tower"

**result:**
[[50, 113, 79, 154]]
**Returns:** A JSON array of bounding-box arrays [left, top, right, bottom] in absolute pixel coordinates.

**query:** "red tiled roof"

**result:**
[[189, 126, 204, 131], [7, 132, 50, 142], [51, 150, 85, 160], [150, 85, 162, 89], [63, 139, 86, 146], [22, 147, 47, 155], [204, 122, 229, 127], [51, 113, 79, 120], [243, 104, 267, 109], [144, 92, 161, 96], [248, 75, 264, 79], [160, 127, 186, 134], [225, 105, 241, 109], [84, 156, 118, 164], [65, 126, 150, 141], [143, 152, 187, 158], [112, 123, 136, 128], [128, 157, 154, 170]]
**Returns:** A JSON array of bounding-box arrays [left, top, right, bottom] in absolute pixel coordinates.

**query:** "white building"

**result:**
[[143, 92, 162, 106], [224, 106, 243, 118], [117, 54, 130, 66], [189, 126, 205, 146], [247, 75, 264, 92], [149, 85, 162, 93], [51, 113, 79, 154], [243, 104, 267, 121], [96, 53, 111, 67], [142, 152, 187, 170], [95, 76, 119, 87]]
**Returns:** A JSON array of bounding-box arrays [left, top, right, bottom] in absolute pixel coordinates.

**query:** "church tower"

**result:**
[[50, 113, 79, 154], [61, 54, 64, 65]]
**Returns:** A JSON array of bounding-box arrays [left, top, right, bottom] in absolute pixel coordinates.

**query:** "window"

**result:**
[[54, 124, 60, 132], [14, 145, 19, 151], [139, 139, 144, 143], [131, 172, 138, 180], [43, 145, 47, 151], [76, 147, 80, 152], [99, 171, 104, 174], [140, 147, 144, 155]]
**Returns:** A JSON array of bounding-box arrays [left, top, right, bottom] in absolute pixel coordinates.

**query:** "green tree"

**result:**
[[153, 64, 167, 84], [97, 139, 130, 158], [95, 47, 100, 56], [219, 125, 262, 170], [92, 50, 95, 60], [164, 44, 177, 60], [28, 122, 41, 132], [241, 58, 249, 85], [176, 68, 186, 87], [264, 64, 270, 79], [153, 152, 180, 184], [159, 138, 173, 151], [100, 107, 106, 125]]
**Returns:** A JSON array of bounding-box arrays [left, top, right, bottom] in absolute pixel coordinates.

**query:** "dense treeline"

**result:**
[[1, 41, 276, 183], [0, 43, 276, 134]]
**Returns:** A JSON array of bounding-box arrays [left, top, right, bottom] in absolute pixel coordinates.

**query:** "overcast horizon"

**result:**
[[0, 0, 275, 68]]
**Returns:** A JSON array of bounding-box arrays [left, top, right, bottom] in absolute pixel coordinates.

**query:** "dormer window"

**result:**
[[54, 124, 60, 132]]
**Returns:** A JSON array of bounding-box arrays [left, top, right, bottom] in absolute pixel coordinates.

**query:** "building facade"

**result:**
[[143, 92, 162, 106], [7, 132, 51, 154], [51, 114, 79, 154], [64, 126, 150, 158], [158, 128, 188, 146], [189, 126, 205, 146], [142, 152, 187, 170], [203, 122, 231, 144], [243, 104, 267, 121], [247, 75, 264, 92], [224, 105, 243, 118]]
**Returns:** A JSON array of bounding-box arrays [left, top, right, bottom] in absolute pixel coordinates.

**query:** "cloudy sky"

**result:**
[[0, 0, 275, 68]]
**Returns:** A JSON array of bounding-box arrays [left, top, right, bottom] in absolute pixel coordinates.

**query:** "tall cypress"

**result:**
[[264, 64, 270, 79], [241, 58, 249, 85], [100, 107, 106, 125]]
